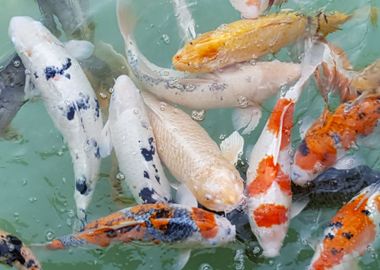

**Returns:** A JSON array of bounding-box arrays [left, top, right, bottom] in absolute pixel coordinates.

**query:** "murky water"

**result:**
[[1, 0, 380, 269]]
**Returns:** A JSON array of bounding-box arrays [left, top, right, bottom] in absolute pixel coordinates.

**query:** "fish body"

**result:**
[[294, 165, 380, 207], [292, 95, 380, 186], [47, 203, 235, 250], [229, 0, 287, 19], [350, 59, 380, 96], [142, 93, 244, 212], [0, 230, 41, 270], [107, 75, 172, 203], [0, 53, 26, 135], [308, 183, 380, 270], [245, 41, 325, 257], [117, 5, 301, 110], [172, 11, 350, 73], [36, 0, 94, 40], [9, 16, 103, 226]]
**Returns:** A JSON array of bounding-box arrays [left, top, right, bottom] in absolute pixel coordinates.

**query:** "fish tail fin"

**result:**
[[116, 0, 137, 43]]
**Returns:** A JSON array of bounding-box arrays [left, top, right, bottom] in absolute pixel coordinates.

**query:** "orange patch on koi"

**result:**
[[311, 194, 377, 270], [191, 208, 218, 239], [297, 96, 380, 171], [253, 204, 288, 227], [247, 156, 291, 196]]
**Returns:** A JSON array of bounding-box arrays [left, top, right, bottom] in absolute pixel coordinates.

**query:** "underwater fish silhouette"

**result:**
[[102, 75, 172, 204], [308, 182, 380, 270], [9, 16, 104, 229], [172, 11, 350, 73], [0, 53, 26, 137], [0, 230, 41, 270]]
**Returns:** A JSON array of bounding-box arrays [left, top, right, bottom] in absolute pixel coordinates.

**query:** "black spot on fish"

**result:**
[[76, 177, 88, 195], [152, 164, 158, 173], [325, 233, 334, 240], [33, 72, 38, 79], [331, 133, 340, 145], [141, 137, 155, 161], [106, 229, 117, 238], [67, 105, 75, 120], [0, 234, 26, 267], [342, 232, 353, 240], [298, 140, 309, 156], [26, 259, 36, 268], [362, 209, 371, 216], [44, 58, 72, 80], [65, 74, 71, 79], [144, 171, 150, 179], [358, 112, 366, 120], [330, 248, 343, 256], [76, 95, 90, 110], [155, 175, 161, 183], [328, 221, 343, 228], [94, 98, 100, 118], [138, 188, 156, 203]]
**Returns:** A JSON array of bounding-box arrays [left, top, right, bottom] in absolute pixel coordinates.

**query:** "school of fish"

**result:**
[[1, 0, 380, 269]]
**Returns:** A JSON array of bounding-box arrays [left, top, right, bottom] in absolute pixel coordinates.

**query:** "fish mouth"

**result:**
[[291, 164, 314, 186]]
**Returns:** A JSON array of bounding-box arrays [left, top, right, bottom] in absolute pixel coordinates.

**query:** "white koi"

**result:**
[[9, 16, 103, 229], [117, 0, 301, 134], [142, 92, 244, 212], [245, 40, 326, 257], [229, 0, 287, 19], [103, 75, 172, 204]]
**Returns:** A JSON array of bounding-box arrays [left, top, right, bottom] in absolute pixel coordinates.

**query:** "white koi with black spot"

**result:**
[[9, 16, 103, 228], [105, 75, 172, 204]]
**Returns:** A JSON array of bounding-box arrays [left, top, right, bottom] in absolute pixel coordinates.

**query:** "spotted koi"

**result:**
[[292, 95, 380, 186], [46, 203, 235, 250], [0, 230, 41, 270], [308, 183, 380, 270], [245, 41, 326, 257], [9, 16, 104, 229], [172, 11, 350, 73]]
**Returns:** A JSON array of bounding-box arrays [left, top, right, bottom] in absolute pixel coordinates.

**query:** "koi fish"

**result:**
[[117, 1, 301, 134], [350, 59, 380, 96], [229, 0, 287, 19], [172, 11, 350, 73], [292, 95, 380, 186], [46, 203, 235, 249], [245, 41, 326, 257], [308, 182, 380, 270], [9, 16, 104, 228], [0, 53, 26, 136], [142, 92, 244, 212], [294, 165, 380, 207], [102, 75, 172, 204], [0, 230, 41, 270]]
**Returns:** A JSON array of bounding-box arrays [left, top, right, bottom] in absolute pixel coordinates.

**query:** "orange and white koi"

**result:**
[[46, 203, 235, 250], [0, 230, 41, 270], [172, 11, 350, 73], [229, 0, 287, 19], [292, 95, 380, 186], [308, 182, 380, 270], [245, 41, 326, 257]]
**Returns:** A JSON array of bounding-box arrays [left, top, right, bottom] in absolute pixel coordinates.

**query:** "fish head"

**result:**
[[9, 16, 61, 62], [197, 167, 244, 212], [172, 31, 224, 73], [291, 140, 321, 186], [316, 12, 351, 37]]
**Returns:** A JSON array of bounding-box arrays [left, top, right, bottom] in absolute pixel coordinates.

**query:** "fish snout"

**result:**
[[291, 164, 314, 186]]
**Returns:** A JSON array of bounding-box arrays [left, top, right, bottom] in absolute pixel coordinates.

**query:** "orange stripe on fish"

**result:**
[[253, 204, 288, 228], [309, 192, 377, 270], [268, 98, 293, 136], [247, 155, 292, 196], [191, 208, 218, 239]]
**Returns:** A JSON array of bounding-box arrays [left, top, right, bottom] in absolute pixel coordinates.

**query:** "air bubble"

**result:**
[[191, 110, 206, 121], [252, 246, 261, 255], [45, 230, 55, 241], [199, 263, 213, 270], [160, 102, 167, 111], [237, 96, 249, 108], [99, 92, 108, 99], [161, 34, 170, 44], [116, 172, 125, 181], [13, 59, 21, 68], [29, 197, 37, 203]]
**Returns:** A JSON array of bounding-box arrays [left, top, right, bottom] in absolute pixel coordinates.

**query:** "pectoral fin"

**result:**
[[232, 106, 262, 135], [64, 40, 95, 61], [99, 120, 112, 158], [220, 131, 244, 165]]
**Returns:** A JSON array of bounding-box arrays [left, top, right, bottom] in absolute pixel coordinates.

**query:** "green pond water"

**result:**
[[1, 0, 380, 269]]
